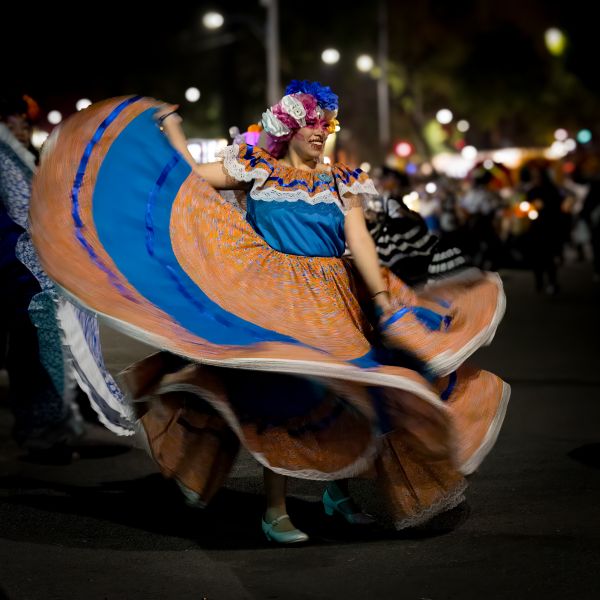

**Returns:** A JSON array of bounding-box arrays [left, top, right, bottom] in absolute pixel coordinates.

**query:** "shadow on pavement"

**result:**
[[0, 473, 469, 551], [19, 443, 133, 465], [568, 443, 600, 469]]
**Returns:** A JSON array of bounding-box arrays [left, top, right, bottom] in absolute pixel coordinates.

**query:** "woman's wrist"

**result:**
[[371, 289, 388, 300], [155, 104, 181, 131], [158, 112, 181, 131], [371, 290, 391, 313]]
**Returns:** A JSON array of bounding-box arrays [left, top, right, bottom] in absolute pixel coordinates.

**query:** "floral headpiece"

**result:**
[[261, 80, 339, 158], [284, 80, 338, 111]]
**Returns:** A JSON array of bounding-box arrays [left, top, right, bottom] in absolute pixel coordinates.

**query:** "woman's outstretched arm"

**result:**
[[156, 106, 247, 191]]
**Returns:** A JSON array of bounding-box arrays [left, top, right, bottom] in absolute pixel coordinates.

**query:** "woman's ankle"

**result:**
[[326, 481, 349, 501], [264, 505, 288, 521]]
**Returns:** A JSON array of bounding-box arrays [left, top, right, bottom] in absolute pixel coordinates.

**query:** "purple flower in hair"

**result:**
[[284, 80, 338, 112]]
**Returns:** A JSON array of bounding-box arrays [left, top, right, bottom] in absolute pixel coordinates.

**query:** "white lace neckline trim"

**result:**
[[217, 143, 378, 211]]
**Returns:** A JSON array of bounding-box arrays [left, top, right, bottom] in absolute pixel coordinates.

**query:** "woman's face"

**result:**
[[288, 123, 330, 162]]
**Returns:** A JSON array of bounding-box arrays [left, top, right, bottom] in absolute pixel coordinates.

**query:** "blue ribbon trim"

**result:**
[[411, 306, 445, 331], [244, 144, 365, 195], [265, 175, 336, 194], [380, 307, 410, 330], [335, 166, 365, 186], [381, 306, 449, 333], [71, 95, 143, 302], [143, 147, 291, 341], [92, 110, 306, 346], [440, 371, 457, 401], [145, 153, 181, 257], [431, 295, 452, 309]]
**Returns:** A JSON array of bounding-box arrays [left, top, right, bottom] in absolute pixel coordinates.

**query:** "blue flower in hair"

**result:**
[[284, 80, 339, 111]]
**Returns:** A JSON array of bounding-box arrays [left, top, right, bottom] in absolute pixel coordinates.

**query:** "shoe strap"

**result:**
[[267, 514, 291, 527], [326, 489, 352, 508]]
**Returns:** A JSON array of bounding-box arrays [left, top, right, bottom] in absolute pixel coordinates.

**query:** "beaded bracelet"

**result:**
[[371, 290, 389, 300], [157, 110, 179, 131]]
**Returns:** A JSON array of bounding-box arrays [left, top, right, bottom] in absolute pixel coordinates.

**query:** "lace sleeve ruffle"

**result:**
[[333, 164, 379, 210], [217, 143, 273, 185]]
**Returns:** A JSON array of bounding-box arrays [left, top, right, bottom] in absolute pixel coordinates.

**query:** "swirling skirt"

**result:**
[[30, 96, 509, 528]]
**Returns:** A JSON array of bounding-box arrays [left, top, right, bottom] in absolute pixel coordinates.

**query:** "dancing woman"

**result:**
[[30, 81, 509, 543]]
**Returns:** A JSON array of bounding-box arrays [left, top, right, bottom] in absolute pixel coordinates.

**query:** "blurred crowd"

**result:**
[[365, 154, 600, 294]]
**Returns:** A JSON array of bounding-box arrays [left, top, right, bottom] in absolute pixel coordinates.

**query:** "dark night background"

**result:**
[[3, 0, 599, 161], [2, 3, 600, 598]]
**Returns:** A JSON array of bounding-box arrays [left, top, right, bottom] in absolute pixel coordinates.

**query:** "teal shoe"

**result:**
[[262, 514, 309, 544], [322, 488, 376, 525]]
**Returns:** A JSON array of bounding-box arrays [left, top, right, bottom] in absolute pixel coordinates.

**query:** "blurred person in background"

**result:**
[[368, 167, 438, 285], [576, 153, 600, 281], [0, 92, 82, 456], [521, 160, 565, 295], [369, 168, 470, 285], [581, 182, 600, 281], [458, 169, 503, 271], [438, 179, 462, 239], [417, 184, 442, 234], [561, 166, 592, 263]]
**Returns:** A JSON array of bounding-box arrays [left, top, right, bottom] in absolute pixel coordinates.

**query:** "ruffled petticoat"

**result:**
[[30, 96, 509, 528]]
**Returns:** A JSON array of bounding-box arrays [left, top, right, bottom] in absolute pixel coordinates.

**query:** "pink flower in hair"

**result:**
[[262, 93, 326, 157], [265, 94, 317, 135], [271, 104, 297, 132]]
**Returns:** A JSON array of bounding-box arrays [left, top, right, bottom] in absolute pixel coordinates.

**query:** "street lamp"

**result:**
[[554, 128, 568, 141], [261, 0, 280, 106], [461, 145, 477, 161], [376, 0, 390, 155], [47, 110, 62, 125], [356, 54, 374, 72], [185, 87, 201, 102], [341, 0, 389, 157], [577, 129, 592, 144], [457, 119, 470, 133], [321, 48, 340, 65], [202, 11, 224, 30], [394, 141, 413, 158], [201, 2, 280, 106], [545, 28, 566, 56], [436, 109, 453, 125]]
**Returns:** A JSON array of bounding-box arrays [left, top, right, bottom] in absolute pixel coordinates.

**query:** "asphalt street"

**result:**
[[1, 264, 599, 600]]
